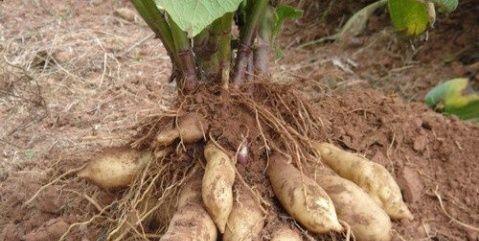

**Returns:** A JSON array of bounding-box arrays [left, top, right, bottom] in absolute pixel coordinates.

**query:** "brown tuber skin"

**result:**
[[77, 147, 152, 189], [270, 226, 302, 241], [308, 167, 392, 241], [202, 141, 236, 233], [313, 142, 413, 220], [156, 113, 208, 146], [267, 153, 342, 234], [223, 188, 264, 241], [161, 167, 218, 241]]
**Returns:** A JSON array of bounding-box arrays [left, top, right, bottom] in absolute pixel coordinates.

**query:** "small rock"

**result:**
[[114, 8, 136, 22], [413, 135, 428, 152], [397, 166, 424, 203]]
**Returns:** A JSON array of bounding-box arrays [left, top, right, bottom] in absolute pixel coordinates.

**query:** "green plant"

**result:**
[[425, 78, 479, 121], [131, 0, 302, 92], [388, 0, 457, 36], [81, 1, 431, 239], [300, 0, 459, 47]]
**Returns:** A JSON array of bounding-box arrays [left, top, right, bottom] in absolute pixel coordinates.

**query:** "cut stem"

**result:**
[[254, 5, 274, 78], [216, 13, 234, 86], [167, 16, 199, 92], [232, 0, 269, 87], [193, 28, 211, 80], [194, 13, 233, 85]]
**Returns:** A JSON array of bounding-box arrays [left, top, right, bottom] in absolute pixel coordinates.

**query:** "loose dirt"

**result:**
[[1, 0, 477, 241]]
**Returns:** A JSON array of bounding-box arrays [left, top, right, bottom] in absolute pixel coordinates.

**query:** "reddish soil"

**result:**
[[1, 0, 478, 241], [281, 0, 479, 100], [316, 89, 479, 241]]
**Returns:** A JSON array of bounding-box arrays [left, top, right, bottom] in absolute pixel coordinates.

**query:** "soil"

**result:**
[[281, 0, 479, 100], [1, 0, 478, 241]]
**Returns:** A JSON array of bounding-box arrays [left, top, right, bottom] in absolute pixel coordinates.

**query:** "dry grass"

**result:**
[[0, 0, 177, 172], [1, 3, 180, 237]]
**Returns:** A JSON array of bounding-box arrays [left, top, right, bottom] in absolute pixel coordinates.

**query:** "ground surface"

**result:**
[[0, 0, 478, 241]]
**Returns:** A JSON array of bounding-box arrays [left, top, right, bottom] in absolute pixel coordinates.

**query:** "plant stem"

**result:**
[[193, 28, 210, 66], [254, 5, 274, 78], [216, 13, 234, 86], [196, 24, 219, 82], [232, 0, 269, 87], [193, 13, 233, 86], [130, 0, 179, 66], [247, 51, 254, 82], [167, 16, 199, 92]]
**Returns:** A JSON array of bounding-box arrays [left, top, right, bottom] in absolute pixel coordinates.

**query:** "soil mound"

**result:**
[[1, 87, 477, 241]]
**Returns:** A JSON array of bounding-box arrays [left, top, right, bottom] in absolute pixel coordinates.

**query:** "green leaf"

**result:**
[[388, 0, 430, 36], [273, 5, 303, 38], [425, 78, 479, 120], [155, 0, 244, 37], [425, 78, 468, 106], [445, 100, 479, 121], [338, 0, 387, 40], [429, 0, 458, 13]]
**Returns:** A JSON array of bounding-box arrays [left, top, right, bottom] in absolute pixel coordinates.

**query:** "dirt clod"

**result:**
[[45, 218, 69, 239], [397, 167, 424, 203], [413, 135, 428, 153], [34, 185, 65, 214], [0, 223, 22, 241], [24, 218, 69, 241]]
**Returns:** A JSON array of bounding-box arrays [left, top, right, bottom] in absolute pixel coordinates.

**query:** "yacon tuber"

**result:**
[[223, 187, 264, 241], [313, 142, 413, 220], [308, 167, 392, 241], [202, 141, 235, 233], [156, 113, 208, 146], [267, 153, 342, 233], [161, 166, 218, 241], [78, 147, 152, 189]]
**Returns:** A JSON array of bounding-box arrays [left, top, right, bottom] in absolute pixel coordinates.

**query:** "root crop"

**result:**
[[307, 166, 392, 241], [70, 82, 411, 241], [202, 141, 235, 233], [267, 153, 342, 233], [313, 142, 413, 220]]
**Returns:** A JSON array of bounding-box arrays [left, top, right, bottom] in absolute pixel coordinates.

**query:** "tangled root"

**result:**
[[76, 82, 409, 241]]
